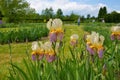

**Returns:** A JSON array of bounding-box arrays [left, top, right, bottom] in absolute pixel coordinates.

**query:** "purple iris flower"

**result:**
[[46, 55, 56, 62], [86, 44, 95, 55], [57, 33, 64, 41], [38, 54, 44, 60], [98, 49, 104, 58], [32, 54, 37, 61], [49, 33, 57, 43]]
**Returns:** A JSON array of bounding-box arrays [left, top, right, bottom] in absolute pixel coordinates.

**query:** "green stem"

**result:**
[[8, 40, 16, 74]]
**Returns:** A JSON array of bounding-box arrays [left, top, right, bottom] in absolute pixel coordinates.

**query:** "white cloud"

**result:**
[[116, 11, 120, 13], [27, 0, 108, 17]]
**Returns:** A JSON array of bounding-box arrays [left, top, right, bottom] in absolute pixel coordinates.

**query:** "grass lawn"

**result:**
[[0, 42, 31, 79], [0, 24, 84, 79]]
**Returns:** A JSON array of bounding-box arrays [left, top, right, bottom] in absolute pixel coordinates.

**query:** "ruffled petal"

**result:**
[[38, 54, 44, 60], [46, 55, 56, 62], [98, 49, 104, 58], [49, 32, 57, 43], [86, 44, 95, 55], [57, 33, 64, 41], [32, 54, 36, 61]]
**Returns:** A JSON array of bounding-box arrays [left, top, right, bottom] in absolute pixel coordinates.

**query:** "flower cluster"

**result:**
[[31, 41, 56, 62], [70, 34, 79, 47], [111, 26, 120, 40], [47, 19, 64, 43], [86, 31, 105, 58], [31, 18, 64, 62]]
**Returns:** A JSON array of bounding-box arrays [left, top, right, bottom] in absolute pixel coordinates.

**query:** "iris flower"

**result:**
[[44, 41, 56, 62], [70, 34, 79, 47], [31, 41, 56, 62], [111, 26, 120, 40], [47, 18, 64, 43], [86, 31, 105, 58], [31, 42, 44, 60]]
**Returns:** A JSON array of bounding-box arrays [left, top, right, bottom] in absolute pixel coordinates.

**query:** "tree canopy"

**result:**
[[105, 11, 120, 23], [0, 0, 36, 23], [56, 8, 63, 19], [41, 7, 54, 20], [98, 6, 107, 19]]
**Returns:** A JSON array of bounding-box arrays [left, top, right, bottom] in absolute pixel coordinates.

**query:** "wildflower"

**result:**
[[44, 41, 56, 62], [86, 31, 105, 58], [31, 41, 57, 62], [46, 49, 56, 62], [70, 34, 79, 47], [111, 26, 120, 40], [57, 29, 64, 41], [31, 42, 44, 60], [49, 31, 57, 43], [52, 18, 63, 29], [86, 43, 95, 55], [47, 18, 64, 43]]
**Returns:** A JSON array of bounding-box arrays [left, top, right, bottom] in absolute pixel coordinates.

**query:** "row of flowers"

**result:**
[[31, 41, 56, 62], [31, 18, 120, 62]]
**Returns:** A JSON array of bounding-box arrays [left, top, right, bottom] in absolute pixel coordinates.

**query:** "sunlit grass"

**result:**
[[0, 42, 31, 79]]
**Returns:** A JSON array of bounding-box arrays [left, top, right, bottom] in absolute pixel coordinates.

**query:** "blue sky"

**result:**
[[27, 0, 120, 17]]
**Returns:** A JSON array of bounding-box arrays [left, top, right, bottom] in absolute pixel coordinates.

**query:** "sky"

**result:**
[[26, 0, 120, 17]]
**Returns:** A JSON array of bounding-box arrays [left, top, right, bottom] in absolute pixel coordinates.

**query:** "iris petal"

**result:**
[[49, 32, 57, 43], [46, 55, 56, 62], [98, 49, 104, 58], [86, 44, 95, 55], [32, 54, 36, 61], [38, 54, 44, 60]]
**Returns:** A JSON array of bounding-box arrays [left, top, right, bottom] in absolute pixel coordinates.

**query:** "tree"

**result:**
[[103, 7, 107, 16], [87, 14, 91, 19], [56, 8, 63, 19], [0, 0, 35, 23], [105, 11, 120, 23], [69, 12, 79, 21], [41, 7, 54, 20], [98, 6, 107, 19], [98, 7, 103, 18], [80, 15, 85, 23], [91, 16, 95, 19]]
